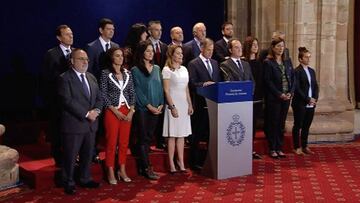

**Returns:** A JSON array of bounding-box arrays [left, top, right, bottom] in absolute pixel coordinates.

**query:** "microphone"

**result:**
[[219, 66, 230, 81]]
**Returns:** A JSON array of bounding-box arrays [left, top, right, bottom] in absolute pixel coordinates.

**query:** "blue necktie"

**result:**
[[105, 43, 110, 51], [236, 60, 244, 72], [65, 49, 71, 59], [205, 60, 213, 78], [80, 74, 90, 99]]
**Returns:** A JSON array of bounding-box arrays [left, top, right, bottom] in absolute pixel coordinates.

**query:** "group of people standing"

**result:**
[[41, 18, 319, 195]]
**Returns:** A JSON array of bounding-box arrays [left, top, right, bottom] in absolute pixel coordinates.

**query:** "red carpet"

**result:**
[[3, 142, 360, 202]]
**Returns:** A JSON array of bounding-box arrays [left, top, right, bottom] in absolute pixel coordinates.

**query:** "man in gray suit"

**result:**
[[220, 39, 254, 81], [58, 49, 102, 195]]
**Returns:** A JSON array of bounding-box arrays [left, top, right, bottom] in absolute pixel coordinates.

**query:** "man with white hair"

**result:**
[[183, 22, 207, 66]]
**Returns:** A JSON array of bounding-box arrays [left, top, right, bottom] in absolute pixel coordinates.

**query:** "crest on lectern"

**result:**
[[226, 114, 245, 146]]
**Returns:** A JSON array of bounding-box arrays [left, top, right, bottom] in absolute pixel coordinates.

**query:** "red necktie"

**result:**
[[155, 43, 161, 64]]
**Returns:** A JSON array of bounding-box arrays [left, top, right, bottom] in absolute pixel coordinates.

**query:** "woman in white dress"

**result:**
[[162, 45, 193, 173]]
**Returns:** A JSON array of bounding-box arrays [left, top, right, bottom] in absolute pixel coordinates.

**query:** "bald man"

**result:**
[[169, 26, 184, 46], [58, 49, 103, 195]]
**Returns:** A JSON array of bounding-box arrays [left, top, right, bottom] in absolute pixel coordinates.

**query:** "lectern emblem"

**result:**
[[226, 114, 245, 146]]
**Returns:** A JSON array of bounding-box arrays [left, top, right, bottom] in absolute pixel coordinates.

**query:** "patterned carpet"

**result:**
[[2, 142, 360, 203]]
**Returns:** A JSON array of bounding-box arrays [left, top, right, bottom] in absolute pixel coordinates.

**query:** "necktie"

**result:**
[[65, 49, 71, 59], [80, 74, 90, 99], [236, 60, 244, 72], [105, 43, 110, 51], [205, 60, 213, 78], [155, 43, 161, 64]]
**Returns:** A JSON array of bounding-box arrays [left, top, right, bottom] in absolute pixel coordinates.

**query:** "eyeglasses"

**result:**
[[74, 57, 89, 62]]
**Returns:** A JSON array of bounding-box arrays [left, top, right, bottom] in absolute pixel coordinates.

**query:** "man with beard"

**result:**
[[214, 22, 234, 63]]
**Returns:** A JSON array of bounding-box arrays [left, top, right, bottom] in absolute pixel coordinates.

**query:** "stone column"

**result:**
[[228, 0, 355, 141]]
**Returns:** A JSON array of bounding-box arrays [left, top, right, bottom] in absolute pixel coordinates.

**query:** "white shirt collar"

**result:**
[[231, 57, 241, 63], [301, 64, 310, 70], [59, 44, 71, 56], [223, 36, 230, 43], [99, 36, 110, 51], [72, 68, 86, 79], [149, 37, 160, 45]]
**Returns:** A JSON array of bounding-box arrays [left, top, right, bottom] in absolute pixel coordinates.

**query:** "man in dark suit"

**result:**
[[183, 22, 207, 67], [214, 22, 233, 63], [85, 18, 119, 80], [42, 24, 73, 167], [169, 26, 184, 46], [188, 38, 221, 170], [292, 47, 319, 155], [58, 49, 102, 195], [148, 20, 168, 69], [220, 39, 262, 159], [220, 39, 254, 82]]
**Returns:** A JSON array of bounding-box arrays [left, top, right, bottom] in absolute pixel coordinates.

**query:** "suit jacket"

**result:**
[[99, 68, 136, 109], [188, 57, 221, 109], [42, 45, 71, 103], [85, 38, 119, 79], [188, 57, 222, 88], [292, 65, 319, 107], [220, 58, 254, 82], [263, 58, 295, 101], [183, 39, 201, 66], [153, 41, 168, 69], [58, 69, 103, 134], [214, 38, 229, 63]]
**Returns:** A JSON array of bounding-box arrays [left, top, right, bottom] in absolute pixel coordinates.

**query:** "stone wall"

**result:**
[[227, 0, 355, 141]]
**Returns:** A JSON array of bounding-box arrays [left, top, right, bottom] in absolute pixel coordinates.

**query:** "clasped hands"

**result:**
[[87, 109, 100, 122], [280, 93, 292, 101], [148, 105, 163, 115]]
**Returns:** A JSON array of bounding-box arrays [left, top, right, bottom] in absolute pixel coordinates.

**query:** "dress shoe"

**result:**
[[169, 170, 178, 175], [303, 147, 315, 155], [64, 185, 76, 195], [269, 151, 279, 159], [276, 151, 286, 158], [79, 181, 100, 188], [252, 152, 262, 159], [143, 168, 160, 180], [190, 165, 203, 171], [156, 143, 167, 150], [294, 148, 304, 155]]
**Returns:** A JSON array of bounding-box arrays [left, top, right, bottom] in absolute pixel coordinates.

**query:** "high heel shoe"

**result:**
[[107, 171, 117, 185], [117, 171, 132, 183]]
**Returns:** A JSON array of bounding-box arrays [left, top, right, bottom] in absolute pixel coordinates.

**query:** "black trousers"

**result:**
[[292, 105, 315, 149], [135, 111, 159, 170], [62, 131, 95, 187], [265, 99, 290, 151], [189, 106, 209, 167]]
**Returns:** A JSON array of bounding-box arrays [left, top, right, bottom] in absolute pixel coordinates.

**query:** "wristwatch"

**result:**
[[168, 104, 176, 110]]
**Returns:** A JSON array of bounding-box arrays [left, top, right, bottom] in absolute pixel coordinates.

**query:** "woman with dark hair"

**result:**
[[131, 40, 164, 180], [123, 23, 148, 68], [263, 37, 295, 159], [292, 47, 318, 155], [243, 36, 263, 159], [99, 47, 135, 184], [162, 45, 193, 173]]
